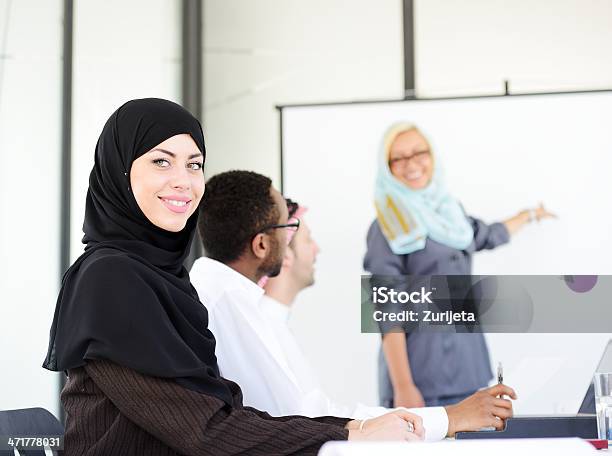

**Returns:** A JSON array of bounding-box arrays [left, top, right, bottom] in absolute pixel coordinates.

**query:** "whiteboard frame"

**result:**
[[277, 87, 612, 192]]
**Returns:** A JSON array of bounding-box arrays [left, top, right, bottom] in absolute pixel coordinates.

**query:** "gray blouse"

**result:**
[[364, 216, 510, 403]]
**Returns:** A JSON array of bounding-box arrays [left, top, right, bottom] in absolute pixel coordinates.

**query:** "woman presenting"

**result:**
[[364, 122, 554, 408]]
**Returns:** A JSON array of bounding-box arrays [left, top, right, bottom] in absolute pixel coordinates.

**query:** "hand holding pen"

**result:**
[[444, 363, 517, 436]]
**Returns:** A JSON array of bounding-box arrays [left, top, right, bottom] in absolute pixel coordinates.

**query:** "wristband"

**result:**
[[527, 209, 537, 222]]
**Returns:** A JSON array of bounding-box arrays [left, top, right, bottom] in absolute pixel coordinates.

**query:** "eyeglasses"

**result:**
[[257, 197, 301, 235], [388, 149, 430, 169], [260, 218, 300, 233]]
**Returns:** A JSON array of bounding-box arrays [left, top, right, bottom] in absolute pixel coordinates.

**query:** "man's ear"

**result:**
[[250, 232, 268, 260]]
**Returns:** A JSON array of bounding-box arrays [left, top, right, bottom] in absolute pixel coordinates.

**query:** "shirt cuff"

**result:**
[[402, 406, 449, 442]]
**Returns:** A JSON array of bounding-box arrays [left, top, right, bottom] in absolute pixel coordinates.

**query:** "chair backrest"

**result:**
[[0, 408, 63, 456]]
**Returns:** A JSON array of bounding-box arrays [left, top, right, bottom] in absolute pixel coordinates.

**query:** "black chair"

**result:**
[[0, 408, 63, 456]]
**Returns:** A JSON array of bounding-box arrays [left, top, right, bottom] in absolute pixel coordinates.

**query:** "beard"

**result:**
[[257, 235, 284, 278], [304, 272, 315, 288]]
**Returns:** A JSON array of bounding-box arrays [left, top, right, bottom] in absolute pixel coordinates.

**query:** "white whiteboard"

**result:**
[[281, 92, 612, 414]]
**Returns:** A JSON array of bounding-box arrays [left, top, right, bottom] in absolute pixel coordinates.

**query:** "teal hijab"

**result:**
[[374, 122, 474, 255]]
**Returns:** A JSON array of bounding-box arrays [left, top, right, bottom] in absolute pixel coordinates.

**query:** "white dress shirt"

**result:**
[[190, 257, 449, 441]]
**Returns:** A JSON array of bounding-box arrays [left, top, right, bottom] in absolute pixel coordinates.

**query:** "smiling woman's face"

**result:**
[[388, 129, 433, 190], [130, 133, 205, 232]]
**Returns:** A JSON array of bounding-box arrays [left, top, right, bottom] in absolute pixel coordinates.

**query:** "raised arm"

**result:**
[[500, 203, 556, 236]]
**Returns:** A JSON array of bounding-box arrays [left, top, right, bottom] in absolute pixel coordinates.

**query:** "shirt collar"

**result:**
[[260, 294, 291, 324], [191, 256, 264, 302]]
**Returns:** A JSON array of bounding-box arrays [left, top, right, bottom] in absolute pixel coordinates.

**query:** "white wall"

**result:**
[[0, 0, 62, 416], [203, 0, 404, 186], [415, 0, 612, 96], [70, 0, 181, 262]]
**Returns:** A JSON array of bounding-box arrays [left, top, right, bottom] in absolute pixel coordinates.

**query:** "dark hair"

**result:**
[[285, 197, 299, 219], [198, 170, 279, 263]]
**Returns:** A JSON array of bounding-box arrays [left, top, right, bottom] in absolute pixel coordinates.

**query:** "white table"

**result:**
[[318, 438, 599, 455]]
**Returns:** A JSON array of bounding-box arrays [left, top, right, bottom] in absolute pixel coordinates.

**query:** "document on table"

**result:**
[[318, 438, 597, 456]]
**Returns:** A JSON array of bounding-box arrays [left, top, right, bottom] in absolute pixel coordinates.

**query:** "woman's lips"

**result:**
[[405, 171, 424, 181], [159, 197, 192, 214]]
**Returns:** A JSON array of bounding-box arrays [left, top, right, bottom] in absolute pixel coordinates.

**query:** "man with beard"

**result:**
[[190, 170, 515, 442], [190, 170, 303, 414]]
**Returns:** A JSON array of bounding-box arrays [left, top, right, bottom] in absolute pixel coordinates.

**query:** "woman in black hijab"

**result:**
[[44, 98, 231, 402], [43, 98, 422, 456]]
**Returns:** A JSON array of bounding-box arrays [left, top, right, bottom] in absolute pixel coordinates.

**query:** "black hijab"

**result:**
[[43, 98, 233, 405]]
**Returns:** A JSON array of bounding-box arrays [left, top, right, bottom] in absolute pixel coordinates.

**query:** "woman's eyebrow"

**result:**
[[151, 148, 203, 159]]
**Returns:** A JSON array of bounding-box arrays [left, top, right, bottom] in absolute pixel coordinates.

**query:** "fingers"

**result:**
[[409, 420, 425, 439], [357, 413, 428, 442], [490, 405, 513, 420], [393, 411, 424, 436], [492, 397, 514, 416], [391, 411, 425, 439], [490, 416, 506, 430], [487, 383, 517, 399], [537, 202, 557, 219], [492, 397, 514, 411], [393, 410, 423, 425], [405, 431, 423, 442]]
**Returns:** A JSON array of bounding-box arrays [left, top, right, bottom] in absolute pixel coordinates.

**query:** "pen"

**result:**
[[498, 362, 504, 399]]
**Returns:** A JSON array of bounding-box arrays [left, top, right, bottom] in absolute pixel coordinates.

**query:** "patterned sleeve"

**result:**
[[85, 359, 349, 456]]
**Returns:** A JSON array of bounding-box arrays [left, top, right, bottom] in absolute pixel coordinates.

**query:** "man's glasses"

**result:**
[[260, 218, 300, 233], [259, 198, 301, 233]]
